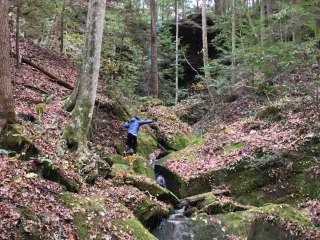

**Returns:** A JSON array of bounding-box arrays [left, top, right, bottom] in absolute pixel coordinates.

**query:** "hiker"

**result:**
[[123, 116, 154, 154]]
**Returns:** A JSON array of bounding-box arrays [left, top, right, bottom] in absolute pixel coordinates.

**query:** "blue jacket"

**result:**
[[123, 117, 153, 136]]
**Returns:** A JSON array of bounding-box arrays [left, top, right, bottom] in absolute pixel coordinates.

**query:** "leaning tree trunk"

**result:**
[[201, 0, 213, 99], [0, 0, 16, 130], [64, 0, 106, 150], [149, 0, 159, 98]]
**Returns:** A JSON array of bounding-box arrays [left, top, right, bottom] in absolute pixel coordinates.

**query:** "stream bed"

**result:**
[[153, 207, 227, 240], [151, 156, 227, 240]]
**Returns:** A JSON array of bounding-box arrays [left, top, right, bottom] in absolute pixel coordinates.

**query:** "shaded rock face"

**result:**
[[216, 204, 318, 240], [170, 14, 220, 87], [248, 219, 299, 240], [156, 138, 320, 202]]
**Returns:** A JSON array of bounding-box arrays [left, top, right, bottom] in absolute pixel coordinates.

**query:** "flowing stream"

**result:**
[[150, 155, 227, 240]]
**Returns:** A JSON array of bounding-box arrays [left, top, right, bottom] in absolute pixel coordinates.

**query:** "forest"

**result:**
[[0, 0, 320, 239]]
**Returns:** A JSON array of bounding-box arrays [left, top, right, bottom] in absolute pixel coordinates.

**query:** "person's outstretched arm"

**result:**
[[138, 119, 153, 126], [123, 122, 130, 128]]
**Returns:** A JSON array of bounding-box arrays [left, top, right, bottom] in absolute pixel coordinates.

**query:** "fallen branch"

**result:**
[[22, 83, 51, 95], [21, 57, 74, 90], [178, 190, 230, 207]]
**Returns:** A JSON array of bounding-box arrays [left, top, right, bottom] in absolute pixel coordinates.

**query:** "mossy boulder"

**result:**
[[150, 124, 191, 151], [107, 154, 154, 178], [0, 124, 40, 160], [248, 218, 301, 240], [139, 103, 192, 151], [111, 163, 135, 176], [208, 149, 320, 206], [154, 163, 211, 198], [126, 193, 171, 229], [217, 204, 317, 240], [113, 217, 157, 240], [136, 129, 159, 158], [58, 193, 109, 240], [122, 175, 180, 206], [152, 137, 210, 198], [159, 140, 320, 204]]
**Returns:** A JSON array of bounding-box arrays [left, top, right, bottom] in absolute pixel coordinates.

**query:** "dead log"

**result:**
[[22, 83, 51, 95], [35, 160, 80, 193], [20, 56, 74, 90], [178, 190, 230, 207]]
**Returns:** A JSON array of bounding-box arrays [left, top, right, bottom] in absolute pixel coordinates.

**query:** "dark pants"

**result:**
[[126, 133, 137, 153]]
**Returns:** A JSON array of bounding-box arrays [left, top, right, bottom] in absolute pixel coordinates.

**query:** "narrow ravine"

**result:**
[[150, 153, 227, 240]]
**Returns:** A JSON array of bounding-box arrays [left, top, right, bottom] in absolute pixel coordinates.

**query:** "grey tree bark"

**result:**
[[260, 0, 265, 45], [0, 0, 16, 130], [231, 0, 236, 69], [16, 0, 21, 68], [149, 0, 159, 97], [175, 0, 179, 104], [201, 0, 213, 99], [64, 0, 106, 150]]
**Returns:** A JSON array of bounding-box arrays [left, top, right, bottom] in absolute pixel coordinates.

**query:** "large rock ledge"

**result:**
[[156, 138, 320, 204]]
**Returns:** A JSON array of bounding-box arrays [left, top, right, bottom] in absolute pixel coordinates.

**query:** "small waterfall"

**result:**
[[150, 152, 167, 188], [156, 174, 166, 188], [150, 152, 227, 240], [153, 207, 195, 240]]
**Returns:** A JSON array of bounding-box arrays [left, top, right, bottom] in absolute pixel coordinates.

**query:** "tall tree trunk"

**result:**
[[214, 0, 221, 15], [202, 0, 213, 99], [175, 0, 179, 105], [16, 0, 21, 68], [231, 0, 236, 67], [64, 0, 106, 150], [60, 0, 65, 53], [149, 0, 159, 97], [260, 0, 265, 45], [0, 0, 16, 130]]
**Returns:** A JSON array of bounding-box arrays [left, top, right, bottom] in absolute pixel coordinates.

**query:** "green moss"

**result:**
[[58, 193, 106, 239], [220, 141, 247, 156], [132, 197, 170, 228], [113, 217, 157, 240], [168, 132, 190, 150], [109, 154, 154, 178], [201, 193, 218, 208], [123, 175, 180, 205], [0, 126, 39, 160], [217, 204, 314, 239], [107, 154, 129, 165], [132, 156, 154, 178], [58, 192, 84, 209], [74, 213, 90, 240], [190, 136, 207, 147], [137, 130, 158, 158], [18, 207, 37, 221], [111, 163, 134, 176]]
